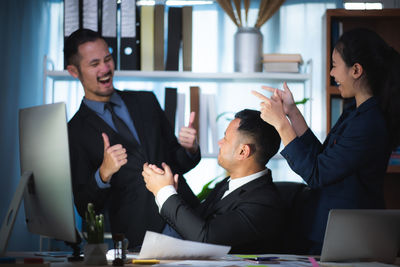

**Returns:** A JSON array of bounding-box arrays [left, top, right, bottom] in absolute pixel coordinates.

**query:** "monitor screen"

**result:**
[[18, 102, 76, 244]]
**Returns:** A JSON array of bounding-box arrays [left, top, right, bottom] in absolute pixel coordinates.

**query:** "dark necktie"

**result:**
[[104, 102, 136, 143]]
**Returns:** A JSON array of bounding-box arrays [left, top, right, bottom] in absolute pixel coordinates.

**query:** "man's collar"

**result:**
[[83, 90, 124, 114]]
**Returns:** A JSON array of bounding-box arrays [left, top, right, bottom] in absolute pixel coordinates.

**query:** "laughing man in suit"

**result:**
[[142, 109, 284, 253], [65, 29, 200, 249]]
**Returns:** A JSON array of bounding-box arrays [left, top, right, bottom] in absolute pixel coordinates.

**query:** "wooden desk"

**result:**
[[5, 252, 400, 267]]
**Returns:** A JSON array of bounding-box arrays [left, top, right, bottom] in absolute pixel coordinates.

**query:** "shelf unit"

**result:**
[[324, 9, 400, 131], [43, 57, 313, 158]]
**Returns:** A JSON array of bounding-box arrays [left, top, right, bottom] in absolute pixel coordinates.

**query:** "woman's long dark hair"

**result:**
[[335, 28, 400, 150]]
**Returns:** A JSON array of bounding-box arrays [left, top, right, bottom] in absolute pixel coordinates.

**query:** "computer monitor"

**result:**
[[0, 102, 77, 255]]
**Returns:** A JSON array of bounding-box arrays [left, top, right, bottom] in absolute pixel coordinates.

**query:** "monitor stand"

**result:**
[[65, 231, 83, 261], [0, 171, 33, 256]]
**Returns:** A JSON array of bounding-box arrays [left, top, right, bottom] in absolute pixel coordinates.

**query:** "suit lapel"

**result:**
[[204, 172, 272, 217]]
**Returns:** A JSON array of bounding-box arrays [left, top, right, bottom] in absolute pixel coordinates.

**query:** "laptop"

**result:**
[[320, 209, 400, 263]]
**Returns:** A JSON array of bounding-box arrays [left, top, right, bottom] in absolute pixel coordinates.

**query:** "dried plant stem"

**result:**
[[244, 0, 250, 26], [217, 0, 239, 27], [233, 0, 242, 27], [255, 0, 285, 28], [217, 0, 285, 29], [255, 0, 268, 28]]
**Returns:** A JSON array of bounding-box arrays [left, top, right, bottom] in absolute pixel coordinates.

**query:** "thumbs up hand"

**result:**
[[99, 133, 128, 183], [178, 112, 199, 154]]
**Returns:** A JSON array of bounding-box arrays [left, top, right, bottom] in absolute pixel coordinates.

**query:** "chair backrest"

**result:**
[[274, 181, 315, 254]]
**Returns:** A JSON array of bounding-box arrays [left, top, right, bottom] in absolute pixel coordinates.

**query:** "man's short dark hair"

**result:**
[[64, 28, 103, 67], [235, 109, 281, 166]]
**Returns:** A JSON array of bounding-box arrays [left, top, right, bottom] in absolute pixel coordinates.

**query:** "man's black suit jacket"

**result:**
[[68, 90, 200, 248], [161, 171, 284, 253]]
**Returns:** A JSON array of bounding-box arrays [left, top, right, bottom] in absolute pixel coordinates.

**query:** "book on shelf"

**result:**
[[263, 53, 303, 64], [154, 4, 165, 71], [166, 7, 182, 71], [182, 6, 193, 71], [263, 62, 301, 73], [140, 5, 154, 71], [164, 87, 177, 130], [190, 86, 200, 132]]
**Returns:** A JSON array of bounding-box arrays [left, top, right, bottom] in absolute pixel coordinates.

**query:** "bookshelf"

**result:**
[[43, 57, 313, 159], [324, 9, 400, 131]]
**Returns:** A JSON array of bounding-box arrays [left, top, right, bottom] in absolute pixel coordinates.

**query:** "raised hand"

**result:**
[[142, 162, 179, 195], [252, 88, 287, 129], [99, 133, 128, 183], [261, 82, 296, 116], [178, 111, 199, 154]]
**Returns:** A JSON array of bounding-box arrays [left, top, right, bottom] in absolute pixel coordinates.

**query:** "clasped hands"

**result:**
[[142, 162, 178, 196]]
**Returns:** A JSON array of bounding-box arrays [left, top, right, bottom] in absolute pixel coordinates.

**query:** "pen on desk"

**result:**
[[132, 259, 160, 265], [244, 256, 279, 261]]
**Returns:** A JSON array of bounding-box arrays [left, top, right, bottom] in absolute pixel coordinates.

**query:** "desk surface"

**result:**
[[5, 252, 400, 267]]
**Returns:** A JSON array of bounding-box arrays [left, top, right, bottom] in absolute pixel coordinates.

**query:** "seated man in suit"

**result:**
[[142, 109, 284, 253], [65, 28, 201, 249]]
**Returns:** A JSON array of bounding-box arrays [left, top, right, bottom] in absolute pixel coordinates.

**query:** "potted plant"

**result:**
[[83, 203, 108, 265]]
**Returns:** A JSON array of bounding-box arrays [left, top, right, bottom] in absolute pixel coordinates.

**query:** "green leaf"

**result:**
[[295, 97, 310, 105], [196, 173, 226, 201], [216, 111, 235, 122]]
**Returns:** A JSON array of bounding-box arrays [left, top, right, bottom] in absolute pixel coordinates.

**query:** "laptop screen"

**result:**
[[320, 209, 400, 263]]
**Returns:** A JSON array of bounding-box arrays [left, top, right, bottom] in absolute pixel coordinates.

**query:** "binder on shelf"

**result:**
[[190, 86, 200, 132], [154, 4, 165, 71], [164, 87, 177, 130], [101, 0, 117, 66], [182, 6, 192, 71], [140, 5, 155, 71], [64, 0, 81, 68], [166, 7, 182, 71], [82, 0, 98, 32], [120, 0, 140, 70]]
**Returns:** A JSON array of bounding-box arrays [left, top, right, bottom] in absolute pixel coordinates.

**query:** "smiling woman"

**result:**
[[253, 28, 400, 254]]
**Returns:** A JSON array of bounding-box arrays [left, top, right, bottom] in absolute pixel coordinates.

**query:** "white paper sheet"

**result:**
[[138, 231, 231, 260]]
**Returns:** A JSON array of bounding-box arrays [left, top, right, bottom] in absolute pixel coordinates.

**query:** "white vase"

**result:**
[[234, 27, 263, 73], [84, 243, 108, 265]]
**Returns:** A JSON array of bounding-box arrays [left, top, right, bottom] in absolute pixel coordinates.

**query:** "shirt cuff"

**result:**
[[156, 185, 177, 212], [95, 169, 111, 189]]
